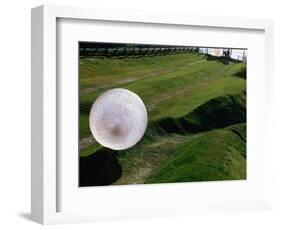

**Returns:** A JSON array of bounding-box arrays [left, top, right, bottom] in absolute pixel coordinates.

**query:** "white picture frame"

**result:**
[[31, 4, 274, 225]]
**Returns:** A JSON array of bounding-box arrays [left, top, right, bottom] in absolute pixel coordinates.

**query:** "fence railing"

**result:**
[[80, 46, 199, 57], [80, 46, 246, 63]]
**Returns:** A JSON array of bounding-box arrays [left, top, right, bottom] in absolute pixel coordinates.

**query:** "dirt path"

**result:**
[[80, 135, 97, 150], [113, 135, 189, 185]]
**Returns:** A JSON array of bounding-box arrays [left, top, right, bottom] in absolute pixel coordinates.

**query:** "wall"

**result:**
[[0, 0, 280, 229]]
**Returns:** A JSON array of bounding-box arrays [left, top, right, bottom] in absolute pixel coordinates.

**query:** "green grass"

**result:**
[[145, 123, 246, 183], [79, 52, 247, 184], [146, 92, 246, 136], [80, 144, 103, 157], [80, 53, 205, 87], [114, 93, 246, 184], [80, 53, 246, 139]]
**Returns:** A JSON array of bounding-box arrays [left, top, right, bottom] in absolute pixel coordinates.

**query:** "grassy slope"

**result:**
[[114, 93, 246, 185], [145, 123, 246, 183], [79, 52, 246, 184], [80, 53, 245, 142], [151, 92, 246, 135]]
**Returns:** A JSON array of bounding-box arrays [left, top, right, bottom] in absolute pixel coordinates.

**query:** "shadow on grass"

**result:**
[[206, 54, 242, 65], [150, 93, 246, 135], [233, 67, 246, 79], [79, 148, 122, 186]]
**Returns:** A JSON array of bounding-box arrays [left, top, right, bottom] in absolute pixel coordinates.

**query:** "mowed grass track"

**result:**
[[79, 52, 246, 185]]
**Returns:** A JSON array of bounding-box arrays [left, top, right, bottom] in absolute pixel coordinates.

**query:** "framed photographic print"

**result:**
[[31, 5, 274, 225]]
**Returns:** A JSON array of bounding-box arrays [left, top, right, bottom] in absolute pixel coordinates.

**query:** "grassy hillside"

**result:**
[[146, 123, 246, 183], [114, 94, 246, 185], [152, 92, 246, 135], [80, 53, 245, 139], [79, 52, 246, 186]]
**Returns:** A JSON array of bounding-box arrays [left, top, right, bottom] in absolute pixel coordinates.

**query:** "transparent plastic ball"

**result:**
[[89, 88, 148, 150]]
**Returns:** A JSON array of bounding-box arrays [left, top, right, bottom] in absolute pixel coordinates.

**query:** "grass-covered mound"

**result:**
[[150, 92, 246, 134], [145, 123, 246, 183], [112, 92, 246, 185]]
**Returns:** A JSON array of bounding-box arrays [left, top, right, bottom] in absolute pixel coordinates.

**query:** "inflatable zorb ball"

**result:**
[[89, 88, 148, 150]]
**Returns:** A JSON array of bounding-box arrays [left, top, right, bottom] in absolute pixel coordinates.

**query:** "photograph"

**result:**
[[79, 42, 247, 187]]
